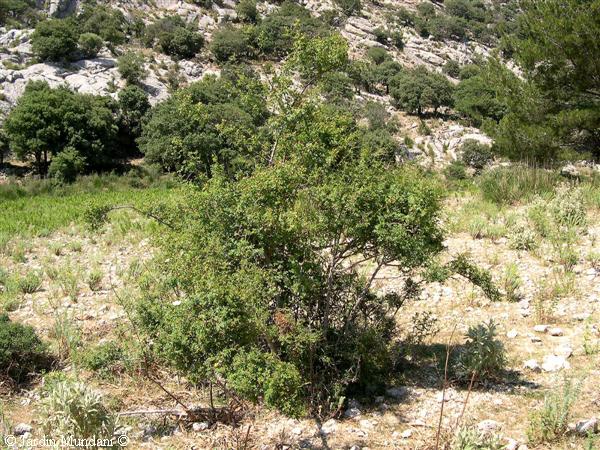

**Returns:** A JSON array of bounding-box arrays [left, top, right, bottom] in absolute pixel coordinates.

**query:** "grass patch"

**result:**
[[479, 166, 561, 205], [0, 170, 179, 241]]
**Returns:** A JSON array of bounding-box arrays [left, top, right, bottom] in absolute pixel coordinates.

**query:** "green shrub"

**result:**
[[17, 270, 42, 294], [226, 349, 305, 417], [443, 60, 461, 78], [527, 379, 580, 445], [117, 51, 147, 85], [460, 140, 493, 171], [31, 18, 79, 62], [445, 161, 468, 180], [256, 2, 329, 57], [373, 27, 389, 44], [390, 66, 454, 115], [334, 0, 361, 16], [159, 27, 203, 59], [48, 148, 86, 183], [366, 46, 389, 65], [0, 314, 50, 383], [80, 342, 125, 378], [77, 4, 127, 46], [453, 320, 506, 382], [210, 25, 254, 62], [40, 380, 118, 444], [78, 32, 103, 59], [236, 0, 258, 23]]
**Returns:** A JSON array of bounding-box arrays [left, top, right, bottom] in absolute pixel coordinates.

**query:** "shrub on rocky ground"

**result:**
[[40, 380, 118, 444], [460, 140, 493, 171], [453, 320, 507, 382], [0, 314, 51, 383], [527, 379, 580, 445]]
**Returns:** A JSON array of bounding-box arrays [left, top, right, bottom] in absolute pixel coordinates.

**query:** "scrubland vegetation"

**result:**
[[1, 0, 599, 448]]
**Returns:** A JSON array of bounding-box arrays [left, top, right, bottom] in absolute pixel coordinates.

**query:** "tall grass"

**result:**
[[479, 166, 561, 205], [0, 169, 179, 240]]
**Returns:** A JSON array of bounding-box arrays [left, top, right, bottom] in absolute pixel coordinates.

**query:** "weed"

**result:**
[[49, 310, 81, 361], [452, 426, 503, 449], [527, 378, 580, 445], [17, 270, 42, 294], [501, 263, 521, 302], [86, 269, 103, 292], [453, 320, 507, 382], [40, 380, 118, 444], [583, 318, 600, 356], [57, 265, 80, 301]]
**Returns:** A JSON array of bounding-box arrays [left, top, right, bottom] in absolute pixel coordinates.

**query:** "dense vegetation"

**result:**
[[1, 0, 599, 436]]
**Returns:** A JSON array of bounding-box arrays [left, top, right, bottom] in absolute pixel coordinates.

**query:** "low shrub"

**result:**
[[31, 18, 79, 62], [210, 26, 255, 62], [40, 380, 118, 444], [445, 161, 467, 180], [527, 379, 580, 445], [48, 148, 86, 184], [80, 342, 125, 378], [334, 0, 361, 16], [452, 426, 504, 450], [460, 140, 493, 171], [117, 52, 147, 85], [236, 0, 258, 23], [0, 314, 51, 383], [453, 320, 506, 382], [78, 32, 103, 59]]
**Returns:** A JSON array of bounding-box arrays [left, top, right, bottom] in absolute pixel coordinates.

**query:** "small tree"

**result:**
[[236, 0, 258, 23], [31, 18, 79, 61], [78, 32, 103, 59], [210, 26, 254, 62], [366, 46, 389, 65], [159, 27, 204, 60], [390, 66, 454, 115], [117, 51, 147, 85], [460, 139, 493, 171]]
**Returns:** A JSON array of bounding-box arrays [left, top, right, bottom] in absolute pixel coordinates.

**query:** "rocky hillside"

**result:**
[[0, 0, 499, 165]]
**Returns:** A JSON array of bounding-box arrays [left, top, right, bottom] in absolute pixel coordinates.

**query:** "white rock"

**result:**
[[14, 423, 32, 435], [401, 429, 413, 438], [549, 327, 564, 336], [573, 313, 591, 321], [477, 419, 501, 434], [554, 345, 573, 358], [523, 359, 541, 372], [504, 438, 519, 450], [320, 419, 338, 435], [345, 407, 362, 418], [541, 355, 570, 372], [192, 422, 209, 432], [533, 325, 549, 333], [575, 417, 598, 434], [506, 329, 518, 339]]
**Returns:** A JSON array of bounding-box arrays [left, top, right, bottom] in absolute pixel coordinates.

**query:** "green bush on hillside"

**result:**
[[78, 32, 103, 59], [31, 18, 79, 61], [0, 313, 51, 383]]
